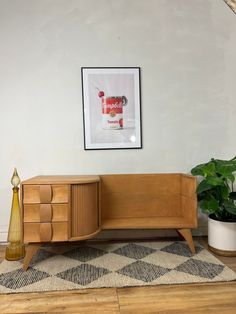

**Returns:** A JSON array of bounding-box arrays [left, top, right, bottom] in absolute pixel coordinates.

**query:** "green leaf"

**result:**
[[223, 200, 236, 216], [199, 199, 219, 213], [223, 173, 235, 183], [205, 176, 224, 186], [191, 162, 215, 177], [197, 190, 211, 201], [214, 159, 236, 177], [191, 164, 207, 176], [220, 185, 230, 200], [197, 180, 213, 194], [196, 176, 224, 195]]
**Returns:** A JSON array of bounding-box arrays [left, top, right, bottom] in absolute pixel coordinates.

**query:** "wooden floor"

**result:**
[[0, 237, 236, 314]]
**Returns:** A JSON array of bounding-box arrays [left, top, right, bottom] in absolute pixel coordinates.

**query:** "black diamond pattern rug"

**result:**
[[0, 241, 235, 293]]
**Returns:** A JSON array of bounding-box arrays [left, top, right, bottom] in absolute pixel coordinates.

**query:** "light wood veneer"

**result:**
[[100, 173, 197, 229], [21, 174, 197, 270]]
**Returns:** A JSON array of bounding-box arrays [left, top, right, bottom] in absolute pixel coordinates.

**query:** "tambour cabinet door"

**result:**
[[71, 183, 100, 238]]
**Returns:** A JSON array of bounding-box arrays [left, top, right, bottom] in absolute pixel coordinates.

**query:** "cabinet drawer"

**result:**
[[24, 204, 69, 222], [24, 222, 68, 243], [23, 185, 69, 204]]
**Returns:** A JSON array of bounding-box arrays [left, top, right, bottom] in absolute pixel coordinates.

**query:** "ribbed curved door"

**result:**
[[71, 183, 99, 238]]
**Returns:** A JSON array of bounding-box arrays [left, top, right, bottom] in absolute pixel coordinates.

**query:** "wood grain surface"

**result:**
[[100, 174, 197, 229]]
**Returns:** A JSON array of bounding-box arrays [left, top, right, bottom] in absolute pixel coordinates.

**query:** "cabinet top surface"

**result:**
[[21, 175, 100, 185]]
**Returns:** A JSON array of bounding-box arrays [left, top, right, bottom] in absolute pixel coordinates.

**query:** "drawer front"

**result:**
[[24, 222, 68, 243], [24, 204, 69, 222], [23, 185, 69, 204]]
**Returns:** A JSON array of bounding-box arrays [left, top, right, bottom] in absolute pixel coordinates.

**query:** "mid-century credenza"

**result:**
[[21, 174, 197, 270]]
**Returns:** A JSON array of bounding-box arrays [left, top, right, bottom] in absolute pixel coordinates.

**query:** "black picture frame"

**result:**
[[81, 67, 142, 150]]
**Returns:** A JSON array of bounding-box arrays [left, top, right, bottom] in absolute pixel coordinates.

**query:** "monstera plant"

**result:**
[[191, 156, 236, 221], [191, 156, 236, 255]]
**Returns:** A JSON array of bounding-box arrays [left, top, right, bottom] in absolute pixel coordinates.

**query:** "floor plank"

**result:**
[[0, 289, 120, 314], [117, 283, 236, 313]]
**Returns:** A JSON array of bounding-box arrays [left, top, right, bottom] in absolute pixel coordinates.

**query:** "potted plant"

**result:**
[[191, 156, 236, 256]]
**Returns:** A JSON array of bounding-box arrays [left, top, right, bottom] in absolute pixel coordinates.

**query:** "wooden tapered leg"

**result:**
[[177, 228, 196, 254], [23, 243, 41, 271]]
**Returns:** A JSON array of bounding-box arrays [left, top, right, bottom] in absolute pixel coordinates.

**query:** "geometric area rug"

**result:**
[[0, 241, 235, 294]]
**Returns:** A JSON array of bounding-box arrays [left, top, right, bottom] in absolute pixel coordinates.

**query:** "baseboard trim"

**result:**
[[192, 225, 208, 236]]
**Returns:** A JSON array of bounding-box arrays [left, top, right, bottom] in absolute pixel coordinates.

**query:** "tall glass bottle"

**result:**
[[5, 168, 25, 261]]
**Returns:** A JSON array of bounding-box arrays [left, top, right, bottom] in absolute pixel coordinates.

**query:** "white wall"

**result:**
[[0, 0, 235, 241]]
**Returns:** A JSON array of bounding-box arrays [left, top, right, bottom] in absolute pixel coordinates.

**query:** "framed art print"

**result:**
[[81, 67, 142, 150]]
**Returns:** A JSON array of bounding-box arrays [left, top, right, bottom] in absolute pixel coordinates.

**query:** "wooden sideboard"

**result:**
[[21, 174, 197, 270]]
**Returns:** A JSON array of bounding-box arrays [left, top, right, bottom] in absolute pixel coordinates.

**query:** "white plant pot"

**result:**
[[208, 215, 236, 255]]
